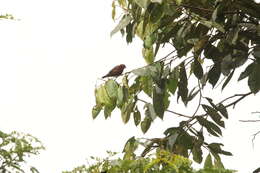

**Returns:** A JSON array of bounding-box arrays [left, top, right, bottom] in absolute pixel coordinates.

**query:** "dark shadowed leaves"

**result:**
[[177, 63, 188, 103], [238, 63, 254, 81], [192, 144, 203, 163], [208, 63, 221, 88], [193, 57, 204, 79], [202, 104, 224, 128], [197, 117, 222, 137], [217, 103, 228, 119], [153, 81, 166, 119], [133, 107, 141, 126], [222, 69, 234, 90], [248, 63, 260, 93]]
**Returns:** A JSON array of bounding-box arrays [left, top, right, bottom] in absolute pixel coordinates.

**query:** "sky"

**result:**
[[0, 0, 260, 173]]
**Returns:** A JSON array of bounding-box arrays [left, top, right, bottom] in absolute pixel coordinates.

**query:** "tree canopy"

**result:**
[[93, 0, 260, 168]]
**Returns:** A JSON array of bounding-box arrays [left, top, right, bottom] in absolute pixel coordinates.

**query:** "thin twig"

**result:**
[[224, 92, 253, 108], [137, 98, 192, 118], [239, 120, 260, 122], [252, 130, 260, 148]]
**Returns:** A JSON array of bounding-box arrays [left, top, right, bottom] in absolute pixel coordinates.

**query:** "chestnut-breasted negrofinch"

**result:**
[[102, 64, 126, 78]]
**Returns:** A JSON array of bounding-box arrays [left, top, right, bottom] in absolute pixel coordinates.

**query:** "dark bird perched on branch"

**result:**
[[102, 64, 126, 78]]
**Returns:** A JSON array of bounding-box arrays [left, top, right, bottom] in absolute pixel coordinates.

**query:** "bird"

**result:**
[[102, 64, 126, 78]]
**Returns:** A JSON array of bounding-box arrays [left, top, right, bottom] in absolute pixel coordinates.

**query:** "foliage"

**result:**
[[0, 130, 44, 173], [93, 0, 260, 167], [63, 149, 235, 173]]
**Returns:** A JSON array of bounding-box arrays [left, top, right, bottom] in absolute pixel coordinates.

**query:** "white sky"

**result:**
[[0, 0, 260, 173]]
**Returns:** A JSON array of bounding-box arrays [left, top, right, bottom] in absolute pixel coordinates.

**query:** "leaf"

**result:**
[[222, 69, 234, 90], [142, 47, 154, 64], [150, 4, 164, 23], [92, 104, 103, 119], [144, 33, 157, 48], [208, 63, 221, 88], [117, 86, 128, 108], [216, 103, 228, 119], [208, 143, 232, 156], [200, 20, 225, 33], [194, 36, 209, 54], [204, 154, 213, 169], [140, 76, 153, 97], [177, 63, 188, 103], [134, 0, 150, 9], [132, 67, 151, 76], [248, 63, 260, 93], [238, 63, 254, 81], [153, 82, 166, 119], [105, 80, 119, 100], [202, 104, 224, 128], [104, 104, 115, 118], [121, 99, 135, 124], [192, 144, 203, 163], [193, 57, 204, 79], [167, 72, 178, 95], [197, 117, 222, 137], [145, 103, 157, 120], [112, 1, 116, 20], [96, 85, 113, 107], [141, 116, 152, 133], [111, 15, 132, 37], [134, 108, 141, 126]]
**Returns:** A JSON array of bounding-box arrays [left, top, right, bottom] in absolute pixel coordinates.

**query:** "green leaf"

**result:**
[[167, 68, 179, 95], [145, 103, 157, 120], [141, 116, 152, 133], [192, 144, 203, 163], [216, 103, 228, 119], [208, 63, 221, 88], [105, 80, 119, 100], [153, 82, 166, 119], [150, 4, 164, 23], [96, 85, 113, 107], [202, 104, 224, 128], [208, 143, 232, 156], [104, 104, 115, 119], [134, 0, 150, 9], [193, 57, 204, 79], [197, 117, 222, 137], [222, 69, 234, 90], [132, 67, 150, 76], [133, 108, 141, 126], [248, 63, 260, 93], [204, 154, 213, 169], [144, 33, 157, 48], [117, 86, 128, 108], [92, 104, 103, 119], [140, 76, 153, 97], [238, 63, 254, 81], [142, 47, 154, 64], [177, 63, 188, 103], [121, 99, 135, 124], [111, 15, 132, 37]]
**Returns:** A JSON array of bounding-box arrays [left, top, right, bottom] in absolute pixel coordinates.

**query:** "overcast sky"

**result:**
[[0, 0, 260, 173]]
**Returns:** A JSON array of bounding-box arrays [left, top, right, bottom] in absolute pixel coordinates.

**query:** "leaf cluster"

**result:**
[[63, 149, 235, 173], [0, 130, 44, 173]]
